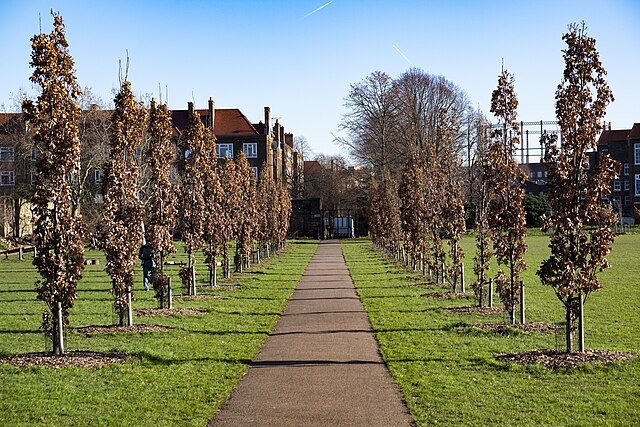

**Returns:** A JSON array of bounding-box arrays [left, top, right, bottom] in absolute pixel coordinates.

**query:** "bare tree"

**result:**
[[337, 71, 399, 175], [22, 12, 84, 355], [486, 67, 528, 324], [99, 80, 146, 326], [293, 135, 313, 160], [538, 23, 616, 353]]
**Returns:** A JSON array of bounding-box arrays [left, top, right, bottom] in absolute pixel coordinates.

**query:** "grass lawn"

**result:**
[[342, 234, 640, 426], [0, 240, 316, 426]]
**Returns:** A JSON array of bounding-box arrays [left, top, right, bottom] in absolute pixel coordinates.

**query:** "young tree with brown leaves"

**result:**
[[219, 157, 241, 278], [99, 80, 146, 326], [145, 99, 177, 306], [399, 153, 428, 271], [178, 112, 208, 295], [538, 23, 616, 353], [255, 163, 272, 259], [471, 120, 493, 307], [486, 68, 528, 324], [368, 174, 401, 257], [233, 151, 257, 272], [22, 12, 84, 354], [201, 128, 224, 286], [274, 183, 292, 249]]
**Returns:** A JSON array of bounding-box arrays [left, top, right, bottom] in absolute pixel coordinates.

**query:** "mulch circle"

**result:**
[[447, 306, 505, 315], [173, 294, 225, 301], [496, 349, 638, 370], [0, 351, 127, 369], [404, 275, 429, 281], [421, 291, 472, 299], [76, 324, 174, 336], [472, 321, 559, 334], [198, 284, 240, 291], [411, 282, 448, 288], [136, 307, 207, 317]]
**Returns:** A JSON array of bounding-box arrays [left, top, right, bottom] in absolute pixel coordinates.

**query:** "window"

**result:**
[[0, 147, 15, 162], [243, 143, 258, 158], [67, 172, 79, 185], [613, 180, 621, 192], [94, 168, 103, 184], [252, 167, 258, 181], [635, 144, 640, 165], [537, 171, 543, 178], [624, 196, 630, 206], [624, 180, 629, 191], [623, 163, 629, 176], [94, 193, 104, 204], [216, 143, 233, 158], [0, 171, 15, 186], [30, 148, 37, 161], [30, 170, 36, 185], [636, 174, 640, 197]]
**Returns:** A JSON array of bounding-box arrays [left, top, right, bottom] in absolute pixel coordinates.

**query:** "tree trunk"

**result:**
[[52, 301, 65, 355], [213, 256, 217, 287], [566, 299, 574, 353]]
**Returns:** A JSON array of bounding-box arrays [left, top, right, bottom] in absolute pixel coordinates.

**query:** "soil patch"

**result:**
[[0, 351, 127, 369], [421, 291, 472, 299], [77, 324, 173, 336], [496, 349, 637, 370], [136, 307, 207, 317], [173, 294, 225, 301], [447, 306, 505, 315]]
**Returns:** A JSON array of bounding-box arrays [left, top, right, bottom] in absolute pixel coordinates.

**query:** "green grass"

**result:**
[[0, 240, 317, 426], [342, 234, 640, 426]]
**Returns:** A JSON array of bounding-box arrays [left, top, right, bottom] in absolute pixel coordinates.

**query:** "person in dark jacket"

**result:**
[[138, 243, 154, 291]]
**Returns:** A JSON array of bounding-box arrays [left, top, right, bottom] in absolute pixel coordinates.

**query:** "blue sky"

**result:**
[[1, 1, 639, 158]]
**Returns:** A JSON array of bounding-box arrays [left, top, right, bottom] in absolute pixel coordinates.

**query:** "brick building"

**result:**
[[595, 123, 640, 221], [171, 99, 303, 192]]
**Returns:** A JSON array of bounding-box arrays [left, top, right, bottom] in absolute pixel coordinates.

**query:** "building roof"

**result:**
[[598, 128, 631, 146], [304, 160, 323, 176], [629, 123, 640, 140], [171, 108, 260, 137]]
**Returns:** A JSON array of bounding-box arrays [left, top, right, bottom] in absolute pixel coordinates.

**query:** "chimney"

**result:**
[[187, 101, 194, 119], [279, 125, 284, 147], [208, 97, 215, 130], [274, 119, 280, 142], [264, 107, 271, 136]]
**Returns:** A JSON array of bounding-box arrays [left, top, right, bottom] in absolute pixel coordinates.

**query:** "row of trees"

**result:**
[[23, 13, 292, 353], [363, 23, 618, 353]]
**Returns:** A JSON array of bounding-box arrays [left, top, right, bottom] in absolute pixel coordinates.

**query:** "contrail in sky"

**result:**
[[393, 45, 413, 66], [304, 1, 333, 18]]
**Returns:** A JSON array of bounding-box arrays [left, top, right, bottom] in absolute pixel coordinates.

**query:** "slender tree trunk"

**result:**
[[566, 299, 574, 353], [213, 256, 217, 286]]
